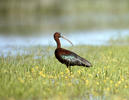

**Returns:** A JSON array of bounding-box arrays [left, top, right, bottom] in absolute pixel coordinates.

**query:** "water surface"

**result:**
[[0, 30, 129, 56], [0, 30, 129, 46]]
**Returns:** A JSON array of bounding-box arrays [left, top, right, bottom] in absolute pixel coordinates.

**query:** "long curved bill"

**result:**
[[61, 35, 73, 46]]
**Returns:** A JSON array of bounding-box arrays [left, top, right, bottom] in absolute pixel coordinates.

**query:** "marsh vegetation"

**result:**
[[0, 45, 129, 100]]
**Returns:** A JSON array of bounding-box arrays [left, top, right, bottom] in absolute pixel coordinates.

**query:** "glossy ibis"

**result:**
[[54, 32, 92, 72]]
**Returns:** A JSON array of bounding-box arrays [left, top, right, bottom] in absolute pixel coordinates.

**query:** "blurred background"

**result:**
[[0, 0, 129, 36], [0, 0, 129, 49]]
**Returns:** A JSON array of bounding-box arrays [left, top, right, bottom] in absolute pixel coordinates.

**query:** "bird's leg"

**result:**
[[67, 65, 71, 75]]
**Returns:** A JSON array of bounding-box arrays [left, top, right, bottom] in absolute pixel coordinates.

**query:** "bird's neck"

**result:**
[[55, 38, 61, 48]]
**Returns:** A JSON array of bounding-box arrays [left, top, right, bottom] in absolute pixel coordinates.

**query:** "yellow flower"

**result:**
[[49, 75, 54, 79], [35, 66, 39, 70], [104, 80, 106, 83], [70, 75, 74, 78], [124, 85, 128, 88], [88, 74, 92, 77], [60, 72, 64, 75], [106, 87, 110, 91], [31, 68, 35, 72], [118, 81, 121, 84], [65, 69, 70, 73], [41, 74, 45, 78], [54, 76, 57, 79], [39, 71, 43, 76], [112, 58, 117, 62], [61, 75, 64, 77], [18, 77, 24, 83], [77, 70, 81, 74], [39, 71, 45, 77], [121, 78, 124, 82], [65, 76, 68, 79], [97, 71, 100, 74], [85, 80, 89, 85], [110, 80, 113, 84], [96, 82, 99, 85], [115, 83, 118, 87], [68, 83, 72, 86]]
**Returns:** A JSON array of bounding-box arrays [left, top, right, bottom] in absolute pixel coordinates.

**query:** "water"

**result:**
[[0, 30, 129, 46], [0, 30, 129, 56]]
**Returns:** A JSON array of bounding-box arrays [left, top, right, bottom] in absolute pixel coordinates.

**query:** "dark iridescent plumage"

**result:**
[[54, 32, 92, 71], [55, 48, 92, 67]]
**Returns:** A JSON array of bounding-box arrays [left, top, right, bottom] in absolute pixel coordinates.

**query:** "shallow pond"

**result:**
[[0, 30, 129, 46], [0, 29, 129, 56]]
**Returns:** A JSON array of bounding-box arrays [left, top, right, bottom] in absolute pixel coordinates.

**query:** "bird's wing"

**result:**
[[61, 53, 83, 65], [61, 53, 92, 67], [61, 54, 77, 62]]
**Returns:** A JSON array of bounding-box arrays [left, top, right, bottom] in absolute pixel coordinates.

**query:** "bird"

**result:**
[[54, 32, 92, 72]]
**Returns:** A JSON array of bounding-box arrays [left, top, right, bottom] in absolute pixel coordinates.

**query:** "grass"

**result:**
[[0, 45, 129, 100]]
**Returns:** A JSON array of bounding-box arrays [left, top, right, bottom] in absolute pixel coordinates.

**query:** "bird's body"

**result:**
[[54, 32, 92, 72], [55, 48, 91, 67]]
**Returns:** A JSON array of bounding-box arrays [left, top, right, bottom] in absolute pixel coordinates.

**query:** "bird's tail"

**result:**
[[85, 60, 92, 67], [80, 57, 92, 67]]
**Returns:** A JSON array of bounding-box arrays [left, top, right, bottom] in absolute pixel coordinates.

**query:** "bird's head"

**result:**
[[54, 32, 61, 38], [54, 32, 73, 46]]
